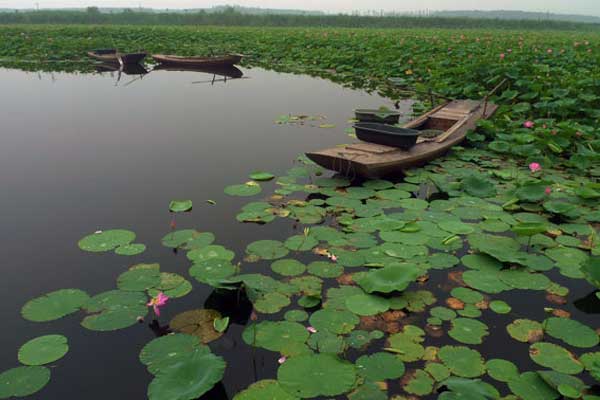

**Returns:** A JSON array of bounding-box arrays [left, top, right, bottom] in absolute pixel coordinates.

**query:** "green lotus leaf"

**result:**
[[346, 330, 382, 349], [284, 309, 308, 322], [428, 253, 460, 270], [246, 240, 289, 260], [140, 334, 206, 375], [161, 229, 203, 249], [543, 317, 599, 348], [581, 257, 600, 288], [345, 293, 390, 316], [499, 269, 551, 290], [147, 350, 226, 400], [21, 288, 90, 322], [289, 276, 323, 297], [224, 182, 262, 197], [439, 346, 485, 378], [18, 335, 68, 366], [277, 354, 356, 398], [543, 201, 579, 218], [537, 370, 587, 397], [284, 235, 318, 251], [249, 171, 275, 181], [347, 381, 387, 400], [438, 377, 500, 399], [450, 287, 484, 304], [508, 372, 559, 400], [309, 309, 359, 334], [461, 254, 503, 272], [457, 304, 482, 318], [149, 279, 192, 299], [254, 292, 291, 314], [462, 270, 510, 294], [115, 243, 146, 256], [401, 290, 437, 312], [307, 330, 346, 354], [489, 300, 511, 314], [307, 261, 343, 278], [507, 319, 544, 343], [462, 174, 496, 198], [379, 231, 429, 245], [345, 187, 376, 200], [81, 300, 147, 332], [117, 265, 161, 292], [356, 352, 405, 381], [375, 188, 411, 200], [326, 196, 363, 209], [425, 363, 450, 382], [242, 321, 309, 352], [189, 259, 237, 285], [516, 183, 549, 202], [529, 342, 583, 374], [233, 380, 298, 400], [187, 245, 235, 262], [271, 259, 306, 277], [430, 306, 457, 321], [363, 180, 394, 190], [512, 222, 547, 236], [77, 229, 135, 252], [83, 290, 147, 313], [387, 326, 425, 362], [324, 286, 365, 311], [403, 369, 434, 396], [170, 309, 223, 344], [213, 317, 229, 333], [0, 366, 50, 398], [169, 200, 192, 213], [438, 220, 475, 235], [448, 318, 489, 345], [355, 264, 420, 294], [485, 358, 519, 382]]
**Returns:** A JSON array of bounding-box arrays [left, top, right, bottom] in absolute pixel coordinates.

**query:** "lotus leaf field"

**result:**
[[1, 24, 600, 400]]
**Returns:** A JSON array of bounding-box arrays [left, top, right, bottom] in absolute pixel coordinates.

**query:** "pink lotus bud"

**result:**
[[529, 163, 542, 173], [307, 326, 317, 334], [545, 187, 552, 195], [278, 356, 287, 364], [499, 53, 505, 60], [523, 121, 534, 129]]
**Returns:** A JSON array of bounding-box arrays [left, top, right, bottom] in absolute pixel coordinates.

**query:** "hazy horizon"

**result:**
[[0, 0, 599, 17]]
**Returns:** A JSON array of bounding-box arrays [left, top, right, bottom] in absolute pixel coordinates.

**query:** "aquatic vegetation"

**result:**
[[168, 200, 193, 213], [147, 292, 169, 317], [0, 366, 50, 398], [17, 335, 69, 366]]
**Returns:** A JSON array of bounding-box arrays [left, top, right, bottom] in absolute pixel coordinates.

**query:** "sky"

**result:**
[[1, 0, 599, 16]]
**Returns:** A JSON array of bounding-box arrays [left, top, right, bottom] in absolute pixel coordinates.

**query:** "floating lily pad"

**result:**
[[225, 182, 262, 197], [189, 259, 237, 285], [485, 358, 519, 382], [284, 309, 308, 322], [309, 309, 359, 334], [448, 318, 489, 345], [161, 229, 202, 249], [18, 335, 68, 366], [242, 321, 309, 352], [213, 317, 229, 333], [284, 235, 318, 251], [356, 352, 405, 381], [508, 372, 559, 400], [462, 270, 510, 294], [78, 229, 135, 252], [538, 370, 587, 398], [439, 220, 475, 235], [254, 292, 291, 314], [147, 350, 226, 400], [169, 200, 193, 213], [387, 326, 426, 362], [544, 317, 599, 348], [233, 380, 297, 400], [403, 369, 434, 396], [271, 259, 306, 277], [529, 342, 583, 374], [345, 294, 390, 316], [277, 354, 356, 398], [462, 174, 496, 198], [489, 300, 511, 314], [246, 240, 289, 260], [249, 171, 275, 181], [170, 309, 223, 344], [140, 334, 205, 375], [21, 289, 90, 322], [507, 319, 544, 343], [115, 243, 146, 256], [450, 287, 484, 304], [0, 366, 50, 398], [117, 264, 161, 292], [438, 377, 500, 399], [439, 346, 485, 378], [355, 265, 420, 294], [307, 261, 343, 278]]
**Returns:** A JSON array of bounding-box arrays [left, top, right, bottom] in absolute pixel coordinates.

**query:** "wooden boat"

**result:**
[[354, 109, 401, 124], [87, 49, 147, 65], [152, 54, 243, 68], [306, 99, 498, 178], [153, 64, 244, 79], [353, 123, 420, 149], [95, 63, 149, 76]]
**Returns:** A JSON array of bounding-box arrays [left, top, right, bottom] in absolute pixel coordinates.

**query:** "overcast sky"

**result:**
[[1, 0, 599, 16]]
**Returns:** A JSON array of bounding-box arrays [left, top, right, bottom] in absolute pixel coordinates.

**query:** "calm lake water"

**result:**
[[0, 66, 401, 399], [1, 65, 598, 399]]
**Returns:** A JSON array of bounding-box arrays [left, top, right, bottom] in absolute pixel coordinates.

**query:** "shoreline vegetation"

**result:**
[[0, 8, 600, 31]]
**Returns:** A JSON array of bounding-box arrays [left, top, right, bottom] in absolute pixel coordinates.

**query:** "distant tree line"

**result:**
[[0, 7, 598, 31]]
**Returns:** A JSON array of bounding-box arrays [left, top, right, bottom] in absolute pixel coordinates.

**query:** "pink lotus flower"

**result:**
[[278, 356, 287, 364], [147, 292, 169, 317], [307, 326, 317, 334], [529, 162, 542, 173], [545, 187, 552, 195], [523, 121, 534, 129], [499, 53, 505, 60], [328, 254, 337, 262]]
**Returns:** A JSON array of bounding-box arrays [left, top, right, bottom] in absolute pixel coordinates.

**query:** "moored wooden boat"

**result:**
[[87, 49, 147, 65], [152, 54, 243, 68], [153, 64, 244, 79], [306, 99, 498, 178]]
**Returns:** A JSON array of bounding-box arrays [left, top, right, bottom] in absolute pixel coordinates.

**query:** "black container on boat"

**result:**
[[353, 123, 420, 149], [354, 109, 401, 124]]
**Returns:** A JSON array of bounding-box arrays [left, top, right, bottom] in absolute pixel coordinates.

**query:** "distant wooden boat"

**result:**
[[95, 63, 149, 76], [151, 54, 243, 68], [153, 64, 244, 79], [87, 49, 147, 65], [306, 99, 498, 178]]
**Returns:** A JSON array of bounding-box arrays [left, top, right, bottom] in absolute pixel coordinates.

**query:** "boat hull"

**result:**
[[307, 100, 498, 178], [152, 54, 243, 68]]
